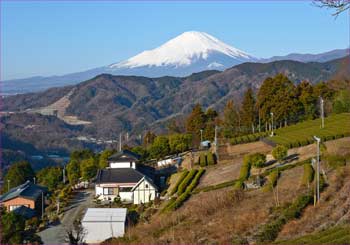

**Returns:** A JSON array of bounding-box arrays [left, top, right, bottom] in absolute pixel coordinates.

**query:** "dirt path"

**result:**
[[38, 190, 94, 244]]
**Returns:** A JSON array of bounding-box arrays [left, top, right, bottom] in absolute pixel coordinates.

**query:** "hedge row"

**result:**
[[230, 132, 269, 145], [177, 169, 198, 195], [281, 132, 350, 149], [198, 152, 216, 167], [300, 164, 314, 187], [277, 225, 350, 244], [164, 169, 205, 211], [194, 179, 237, 193], [256, 193, 313, 243], [263, 170, 280, 192], [169, 170, 189, 196]]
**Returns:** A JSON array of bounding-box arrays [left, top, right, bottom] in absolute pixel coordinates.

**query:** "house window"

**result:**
[[145, 184, 149, 188], [103, 187, 114, 195], [119, 187, 132, 192], [9, 205, 27, 211]]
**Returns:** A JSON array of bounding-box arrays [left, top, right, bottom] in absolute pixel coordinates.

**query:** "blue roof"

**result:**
[[13, 205, 37, 219], [0, 181, 48, 202]]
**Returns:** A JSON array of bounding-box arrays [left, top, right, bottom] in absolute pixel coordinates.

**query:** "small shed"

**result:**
[[200, 140, 211, 148], [82, 208, 127, 243]]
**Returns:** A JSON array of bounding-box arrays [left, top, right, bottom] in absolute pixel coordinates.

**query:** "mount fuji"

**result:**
[[105, 31, 257, 77]]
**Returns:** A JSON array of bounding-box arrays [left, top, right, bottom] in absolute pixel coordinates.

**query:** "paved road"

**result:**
[[38, 190, 94, 244]]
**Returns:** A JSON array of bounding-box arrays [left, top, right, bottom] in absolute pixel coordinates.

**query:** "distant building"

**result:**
[[0, 180, 48, 217], [95, 149, 158, 204], [82, 208, 127, 243]]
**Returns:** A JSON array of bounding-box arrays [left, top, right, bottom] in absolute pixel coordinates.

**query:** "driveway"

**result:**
[[38, 189, 94, 244]]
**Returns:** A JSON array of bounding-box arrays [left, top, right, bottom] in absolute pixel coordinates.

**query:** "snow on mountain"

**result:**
[[109, 31, 256, 70]]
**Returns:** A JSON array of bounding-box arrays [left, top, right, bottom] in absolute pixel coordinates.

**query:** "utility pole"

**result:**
[[314, 136, 321, 204], [33, 177, 36, 184], [311, 158, 317, 206], [320, 97, 324, 129], [126, 132, 129, 142], [119, 133, 122, 152], [200, 129, 203, 143], [56, 197, 60, 214], [270, 112, 274, 137], [63, 165, 66, 184], [7, 179, 10, 192], [41, 191, 44, 220]]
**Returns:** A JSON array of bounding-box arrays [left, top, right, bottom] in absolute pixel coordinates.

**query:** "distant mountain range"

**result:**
[[1, 31, 348, 95], [4, 56, 348, 138]]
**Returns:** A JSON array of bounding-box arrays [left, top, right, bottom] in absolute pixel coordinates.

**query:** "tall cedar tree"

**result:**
[[257, 74, 299, 127], [222, 100, 239, 138], [204, 108, 218, 141], [296, 81, 317, 120], [186, 104, 206, 138], [241, 88, 256, 133]]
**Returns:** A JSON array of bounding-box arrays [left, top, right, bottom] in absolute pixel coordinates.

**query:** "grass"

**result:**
[[276, 225, 350, 244], [270, 113, 350, 148]]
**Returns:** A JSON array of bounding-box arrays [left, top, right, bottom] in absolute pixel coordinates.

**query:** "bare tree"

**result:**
[[65, 219, 86, 245], [314, 0, 350, 16]]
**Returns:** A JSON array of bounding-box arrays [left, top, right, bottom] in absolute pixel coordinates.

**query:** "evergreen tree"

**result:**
[[241, 88, 256, 133], [149, 136, 170, 159], [296, 81, 317, 120], [3, 161, 35, 191], [143, 131, 156, 146], [186, 104, 206, 138], [222, 100, 239, 138]]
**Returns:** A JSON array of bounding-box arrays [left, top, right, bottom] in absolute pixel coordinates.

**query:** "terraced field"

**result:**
[[270, 113, 350, 147], [276, 226, 350, 244]]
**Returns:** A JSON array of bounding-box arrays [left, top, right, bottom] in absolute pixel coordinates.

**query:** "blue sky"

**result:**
[[1, 1, 348, 80]]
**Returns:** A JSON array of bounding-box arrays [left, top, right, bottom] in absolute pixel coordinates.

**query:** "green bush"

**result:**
[[257, 193, 313, 243], [238, 161, 251, 181], [199, 153, 207, 167], [301, 164, 314, 187], [169, 170, 188, 195], [177, 169, 198, 195], [272, 145, 288, 162], [263, 170, 279, 192], [326, 155, 346, 169], [207, 152, 215, 165]]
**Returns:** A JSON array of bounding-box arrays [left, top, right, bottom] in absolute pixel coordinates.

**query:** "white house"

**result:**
[[82, 208, 126, 243], [108, 149, 139, 169], [95, 150, 158, 204]]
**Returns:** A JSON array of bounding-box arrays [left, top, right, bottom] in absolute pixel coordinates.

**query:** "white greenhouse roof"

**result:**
[[82, 208, 127, 222]]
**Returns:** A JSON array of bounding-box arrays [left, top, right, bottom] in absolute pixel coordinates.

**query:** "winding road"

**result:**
[[38, 190, 94, 244]]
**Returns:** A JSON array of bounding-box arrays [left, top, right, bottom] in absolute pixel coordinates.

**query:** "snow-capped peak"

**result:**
[[110, 31, 256, 69]]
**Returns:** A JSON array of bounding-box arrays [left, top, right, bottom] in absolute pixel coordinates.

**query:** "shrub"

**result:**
[[177, 169, 198, 195], [169, 170, 188, 195], [207, 152, 215, 165], [301, 164, 314, 187], [238, 162, 251, 181], [326, 155, 346, 169], [263, 170, 279, 192], [199, 153, 207, 167], [272, 145, 288, 162]]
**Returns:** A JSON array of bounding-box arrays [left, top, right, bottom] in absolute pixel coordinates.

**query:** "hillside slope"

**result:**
[[3, 57, 346, 140]]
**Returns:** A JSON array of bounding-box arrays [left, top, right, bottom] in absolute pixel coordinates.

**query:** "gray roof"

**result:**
[[96, 168, 144, 184], [82, 208, 127, 222], [108, 150, 140, 162], [0, 181, 48, 202]]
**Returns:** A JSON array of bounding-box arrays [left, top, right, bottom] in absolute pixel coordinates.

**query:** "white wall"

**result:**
[[119, 192, 133, 202], [133, 179, 157, 204], [82, 221, 125, 243], [109, 161, 136, 169]]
